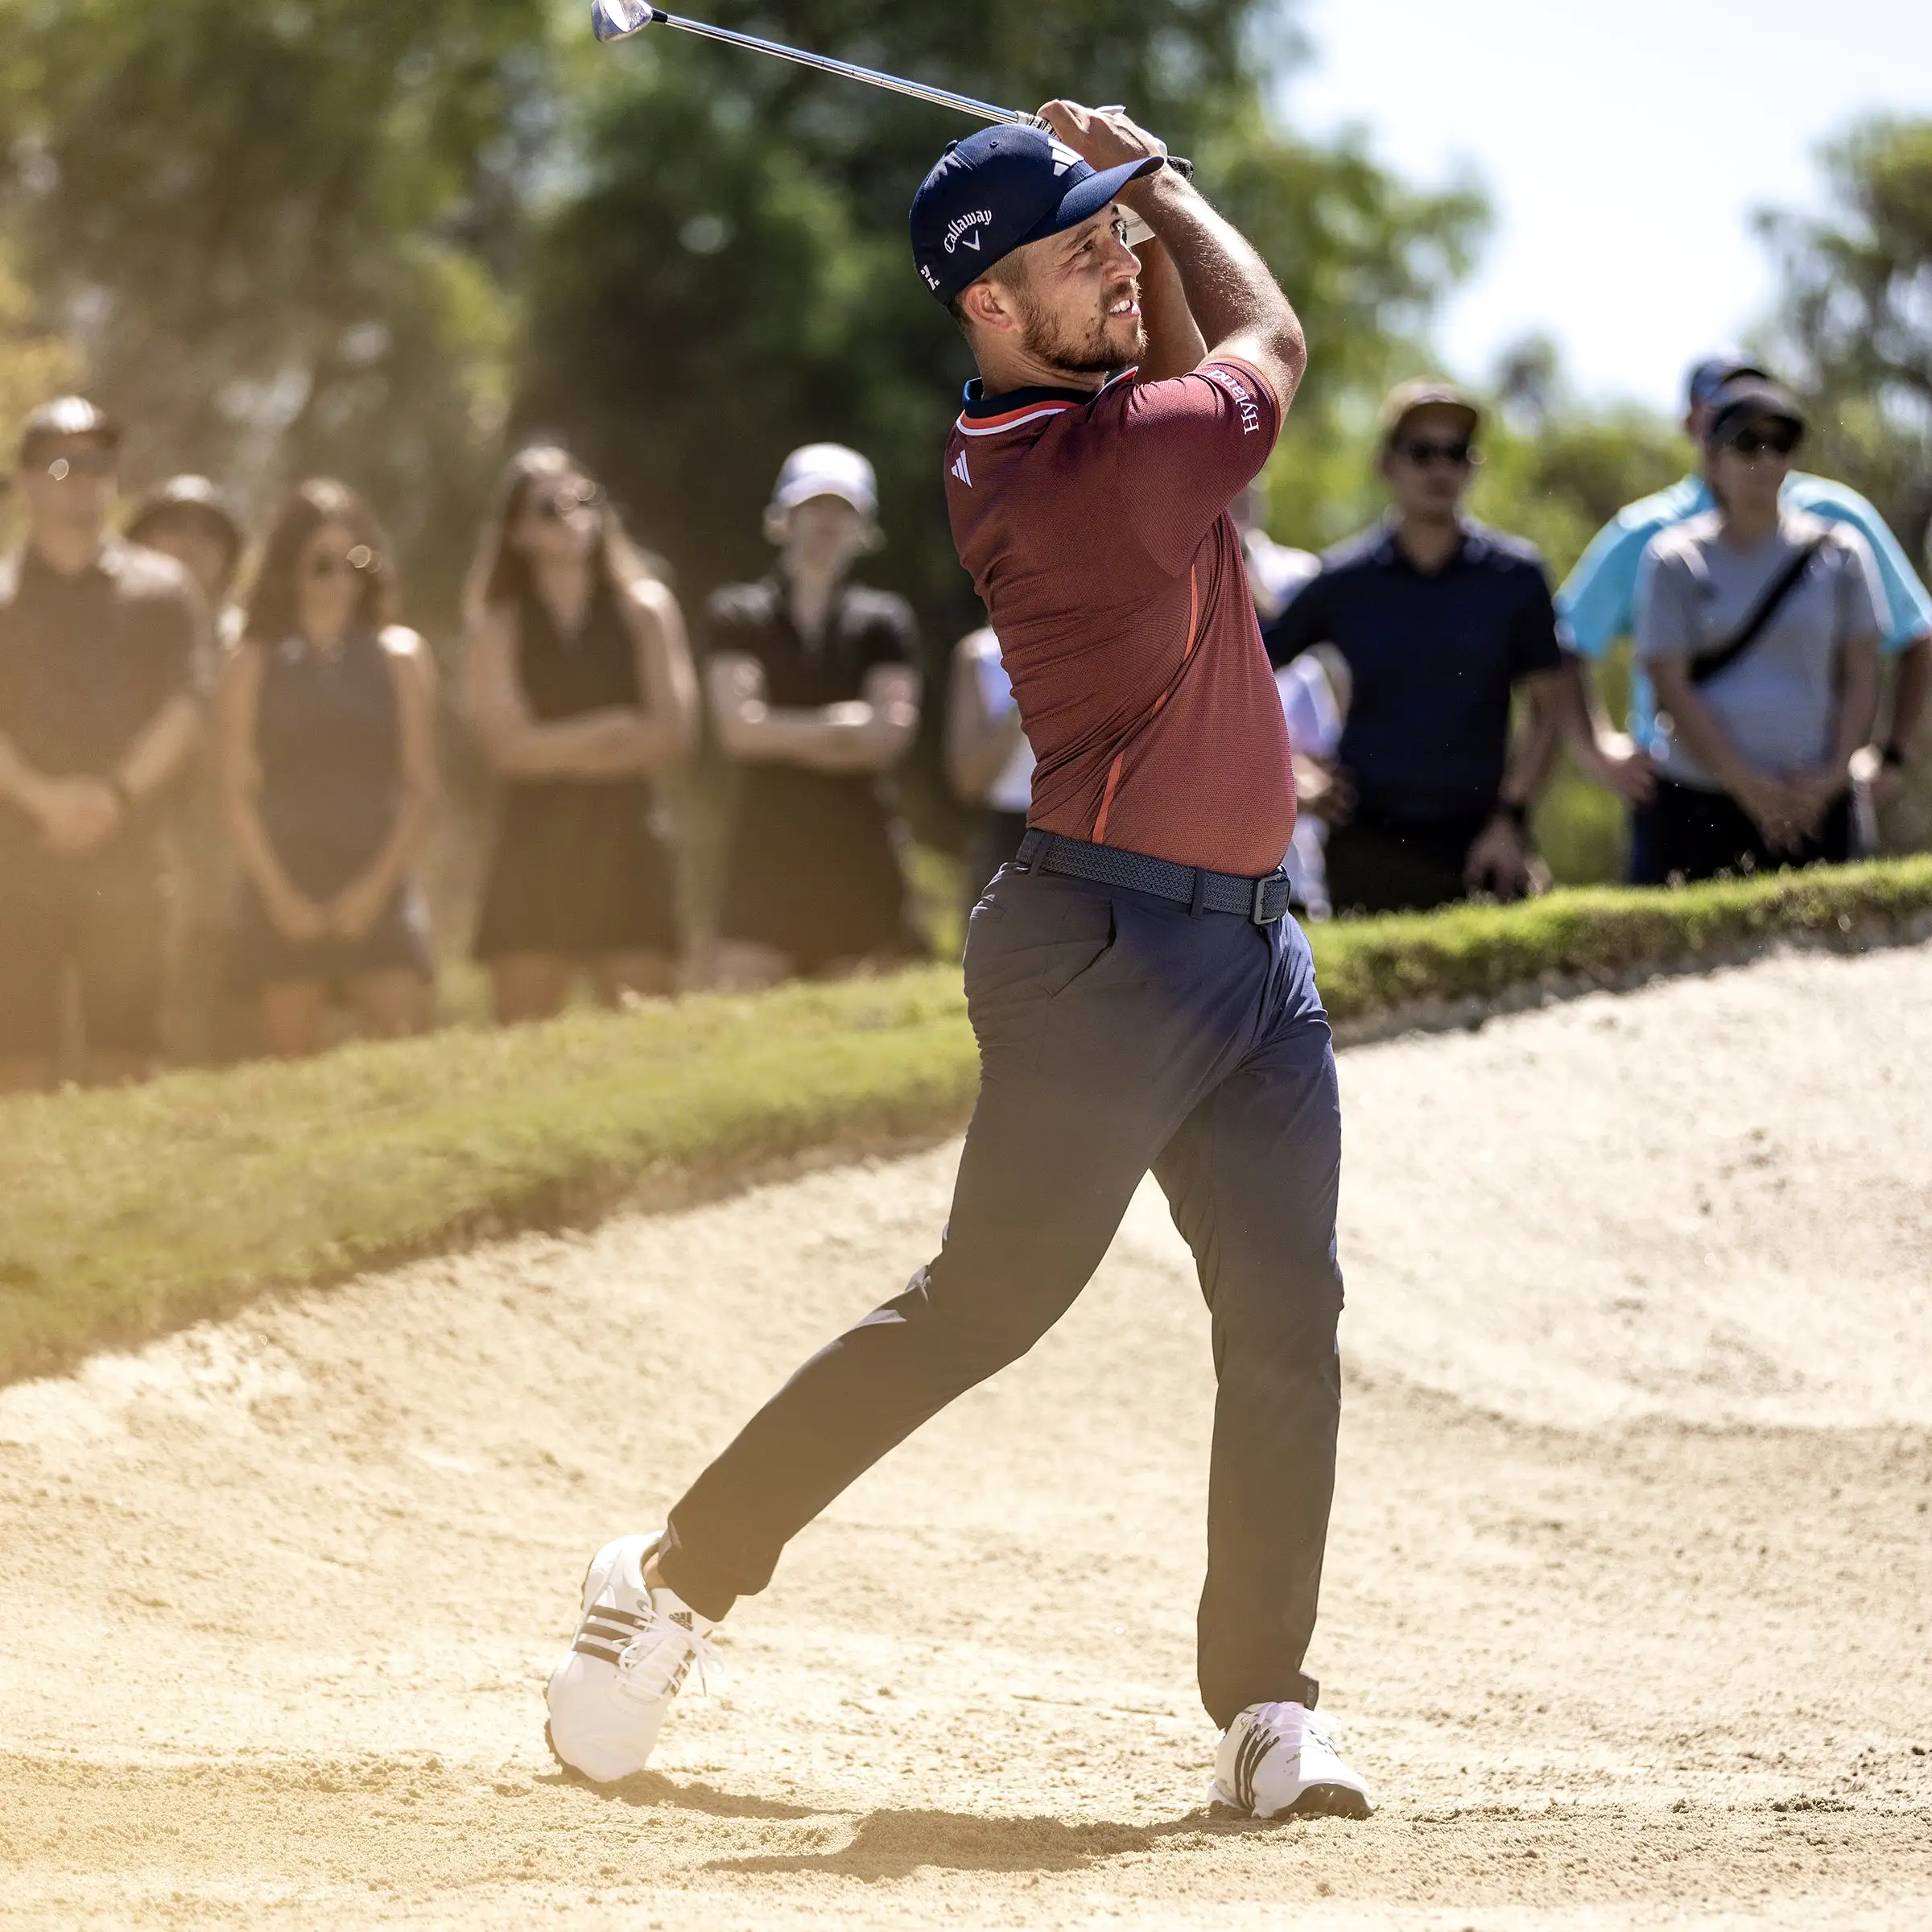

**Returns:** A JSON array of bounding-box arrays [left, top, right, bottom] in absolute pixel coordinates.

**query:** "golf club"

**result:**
[[588, 0, 1191, 175]]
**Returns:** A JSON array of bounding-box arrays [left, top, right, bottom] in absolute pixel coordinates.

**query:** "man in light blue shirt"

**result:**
[[1558, 357, 1931, 881]]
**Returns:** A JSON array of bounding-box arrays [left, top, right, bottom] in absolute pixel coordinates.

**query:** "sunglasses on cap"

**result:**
[[37, 448, 116, 483], [1394, 436, 1476, 469], [1723, 422, 1802, 460], [306, 543, 379, 581], [528, 480, 603, 522]]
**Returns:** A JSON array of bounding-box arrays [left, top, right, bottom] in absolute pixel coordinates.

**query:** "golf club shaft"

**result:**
[[591, 5, 1194, 175], [626, 6, 1030, 126]]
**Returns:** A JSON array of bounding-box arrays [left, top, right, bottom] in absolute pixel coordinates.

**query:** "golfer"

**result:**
[[547, 102, 1373, 1822]]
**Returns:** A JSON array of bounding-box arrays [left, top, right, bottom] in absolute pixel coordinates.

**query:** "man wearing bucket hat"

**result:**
[[704, 441, 923, 986], [550, 106, 1378, 1824]]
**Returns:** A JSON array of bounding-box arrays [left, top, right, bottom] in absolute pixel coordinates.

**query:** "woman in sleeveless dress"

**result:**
[[465, 447, 698, 1023], [217, 479, 439, 1058]]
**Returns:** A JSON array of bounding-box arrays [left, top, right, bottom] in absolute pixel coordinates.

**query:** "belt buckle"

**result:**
[[1252, 873, 1286, 925]]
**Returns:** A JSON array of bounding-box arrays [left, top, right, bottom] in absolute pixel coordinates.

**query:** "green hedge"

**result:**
[[1310, 855, 1932, 1025], [3, 857, 1929, 1388]]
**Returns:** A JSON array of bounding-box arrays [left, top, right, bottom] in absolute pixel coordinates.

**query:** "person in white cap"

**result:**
[[704, 444, 924, 985]]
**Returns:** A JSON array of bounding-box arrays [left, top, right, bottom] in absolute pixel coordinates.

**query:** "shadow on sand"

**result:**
[[536, 1763, 819, 1823], [702, 1803, 1298, 1879]]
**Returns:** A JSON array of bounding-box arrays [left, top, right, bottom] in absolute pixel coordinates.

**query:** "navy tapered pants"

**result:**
[[659, 861, 1346, 1728]]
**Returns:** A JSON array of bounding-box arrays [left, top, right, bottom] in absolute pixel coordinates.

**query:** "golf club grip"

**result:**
[[1032, 108, 1195, 179]]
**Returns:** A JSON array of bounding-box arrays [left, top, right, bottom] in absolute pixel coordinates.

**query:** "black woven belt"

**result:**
[[1015, 829, 1294, 926]]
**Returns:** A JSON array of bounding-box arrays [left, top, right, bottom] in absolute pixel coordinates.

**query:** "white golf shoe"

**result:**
[[544, 1533, 720, 1782], [1211, 1701, 1374, 1818]]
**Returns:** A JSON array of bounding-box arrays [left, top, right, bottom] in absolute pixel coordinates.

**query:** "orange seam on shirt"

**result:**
[[1091, 566, 1199, 847], [1092, 749, 1127, 844], [954, 402, 1076, 431]]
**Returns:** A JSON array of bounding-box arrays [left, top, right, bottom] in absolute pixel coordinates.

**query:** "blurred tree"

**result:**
[[1492, 332, 1561, 432], [0, 0, 558, 599], [1474, 407, 1686, 584], [0, 242, 78, 471], [518, 1, 1486, 640], [1761, 114, 1932, 852], [1760, 114, 1932, 573]]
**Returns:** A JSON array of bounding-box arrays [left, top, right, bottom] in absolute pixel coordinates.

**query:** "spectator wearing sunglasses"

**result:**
[[1558, 354, 1932, 881], [1265, 379, 1630, 915], [0, 397, 205, 1092], [217, 480, 439, 1056], [1636, 379, 1882, 882], [465, 447, 698, 1023]]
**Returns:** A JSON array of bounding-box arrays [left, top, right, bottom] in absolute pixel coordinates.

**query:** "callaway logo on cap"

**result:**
[[909, 123, 1164, 307]]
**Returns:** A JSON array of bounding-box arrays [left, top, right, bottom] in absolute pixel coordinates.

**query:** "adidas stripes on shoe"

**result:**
[[544, 1532, 719, 1783], [1211, 1701, 1373, 1819]]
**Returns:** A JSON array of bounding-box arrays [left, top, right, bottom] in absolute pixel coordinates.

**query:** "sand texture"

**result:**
[[2, 942, 1930, 1928]]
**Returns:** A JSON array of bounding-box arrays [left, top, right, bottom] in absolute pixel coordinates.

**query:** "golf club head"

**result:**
[[592, 0, 659, 43]]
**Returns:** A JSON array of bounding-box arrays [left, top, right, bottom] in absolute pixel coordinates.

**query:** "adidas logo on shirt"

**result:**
[[951, 451, 972, 487]]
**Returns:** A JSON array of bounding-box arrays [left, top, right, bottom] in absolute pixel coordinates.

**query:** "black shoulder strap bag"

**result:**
[[1687, 534, 1827, 687]]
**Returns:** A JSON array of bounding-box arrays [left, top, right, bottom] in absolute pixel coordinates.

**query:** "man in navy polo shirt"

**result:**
[[1267, 380, 1641, 914], [547, 103, 1376, 1823]]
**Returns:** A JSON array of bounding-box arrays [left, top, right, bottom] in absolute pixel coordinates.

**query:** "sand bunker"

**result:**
[[2, 941, 1929, 1928]]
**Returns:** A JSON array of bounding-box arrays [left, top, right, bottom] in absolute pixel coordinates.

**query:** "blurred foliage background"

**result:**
[[0, 0, 1925, 903]]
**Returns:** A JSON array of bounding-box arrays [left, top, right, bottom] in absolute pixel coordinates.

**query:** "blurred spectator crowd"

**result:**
[[1, 349, 1926, 1090]]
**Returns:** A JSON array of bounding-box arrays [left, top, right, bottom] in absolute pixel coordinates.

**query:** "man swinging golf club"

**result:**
[[546, 100, 1373, 1821]]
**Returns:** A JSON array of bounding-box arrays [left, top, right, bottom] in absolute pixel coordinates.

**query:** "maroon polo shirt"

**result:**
[[944, 358, 1294, 877]]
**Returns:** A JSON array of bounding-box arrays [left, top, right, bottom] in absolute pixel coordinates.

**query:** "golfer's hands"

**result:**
[[1037, 102, 1169, 190]]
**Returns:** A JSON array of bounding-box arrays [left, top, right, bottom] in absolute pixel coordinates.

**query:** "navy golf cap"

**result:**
[[1705, 375, 1806, 448], [1686, 354, 1770, 412], [910, 123, 1163, 305]]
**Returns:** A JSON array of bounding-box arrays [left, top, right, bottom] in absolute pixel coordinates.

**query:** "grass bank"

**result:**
[[5, 856, 1930, 1388], [1309, 853, 1932, 1024]]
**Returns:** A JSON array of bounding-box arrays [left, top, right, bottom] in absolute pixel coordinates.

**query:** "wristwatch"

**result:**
[[1494, 799, 1530, 832]]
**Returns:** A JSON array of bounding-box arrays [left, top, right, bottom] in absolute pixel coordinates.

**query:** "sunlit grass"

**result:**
[[3, 857, 1927, 1388]]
